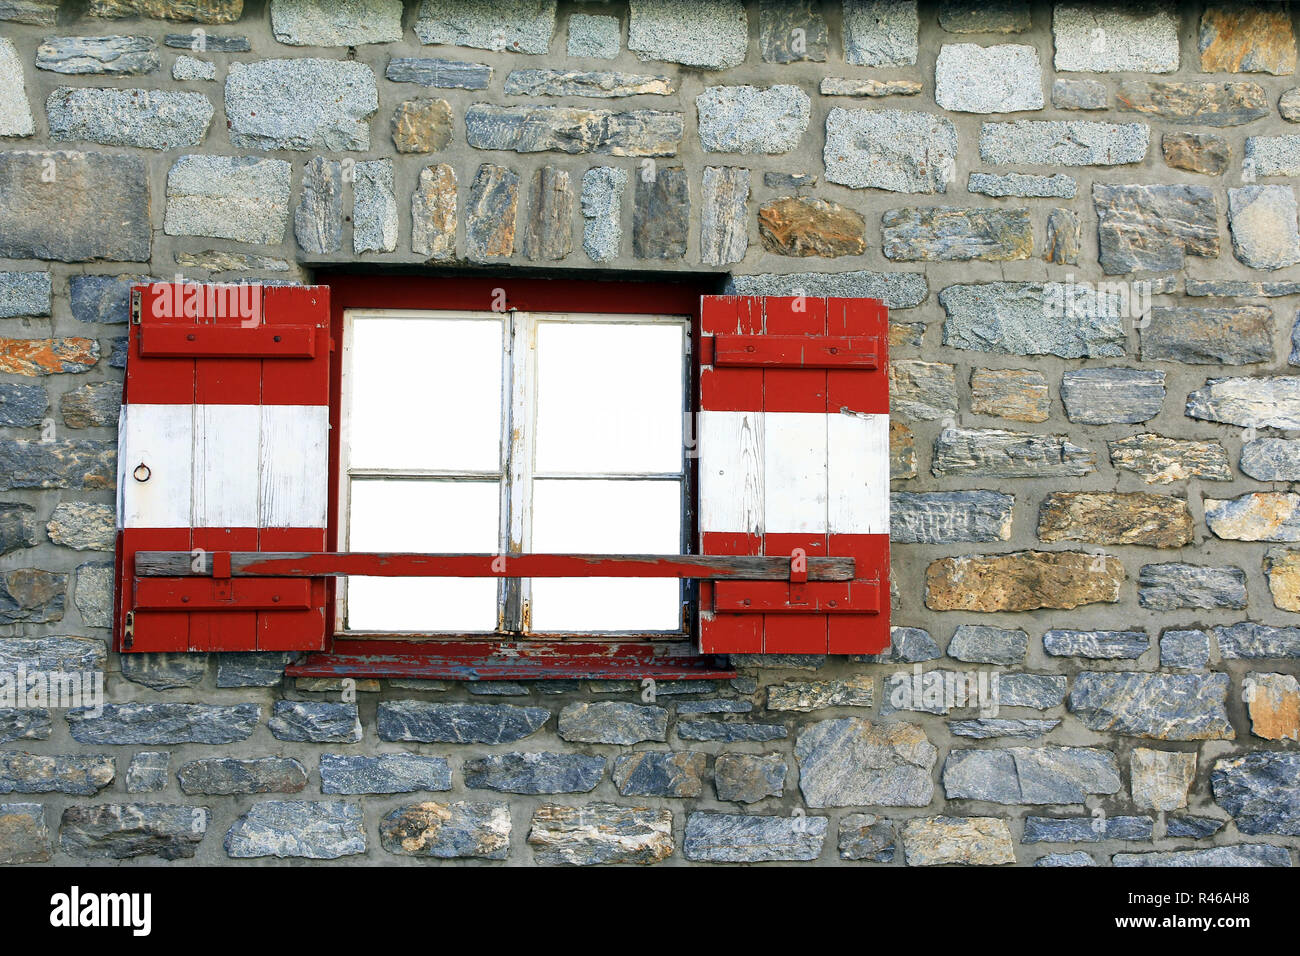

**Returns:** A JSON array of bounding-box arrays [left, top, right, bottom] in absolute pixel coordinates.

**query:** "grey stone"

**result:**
[[1187, 376, 1300, 429], [0, 636, 104, 673], [226, 59, 377, 151], [633, 166, 687, 260], [557, 701, 666, 744], [0, 386, 46, 427], [522, 165, 574, 261], [1242, 439, 1300, 480], [0, 803, 49, 863], [0, 503, 38, 555], [464, 752, 604, 794], [412, 163, 457, 260], [415, 0, 556, 55], [466, 104, 682, 157], [1215, 622, 1300, 659], [505, 69, 672, 98], [1160, 629, 1211, 668], [998, 674, 1067, 710], [713, 753, 785, 803], [125, 752, 168, 793], [948, 625, 1027, 665], [0, 752, 114, 796], [677, 720, 787, 742], [580, 166, 626, 263], [36, 36, 159, 75], [0, 440, 115, 490], [1188, 278, 1300, 297], [731, 656, 822, 672], [1060, 368, 1165, 424], [890, 490, 1015, 545], [1023, 815, 1152, 843], [0, 0, 55, 23], [164, 33, 250, 52], [941, 747, 1121, 804], [1052, 78, 1107, 110], [1052, 3, 1180, 73], [1228, 186, 1300, 271], [0, 569, 65, 624], [69, 274, 153, 325], [215, 652, 292, 687], [760, 0, 827, 63], [843, 0, 918, 66], [889, 360, 957, 420], [68, 703, 259, 745], [967, 172, 1075, 199], [88, 0, 243, 20], [529, 803, 673, 865], [1246, 135, 1300, 177], [727, 271, 927, 309], [939, 0, 1029, 33], [825, 109, 957, 194], [627, 0, 747, 70], [178, 757, 307, 795], [0, 150, 150, 262], [684, 811, 825, 863], [765, 676, 873, 712], [676, 698, 752, 715], [47, 88, 212, 150], [1113, 845, 1292, 867], [120, 653, 207, 690], [948, 718, 1060, 739], [109, 338, 127, 369], [981, 120, 1148, 166], [1142, 306, 1272, 365], [270, 0, 403, 46], [820, 77, 922, 97], [465, 164, 519, 260], [700, 166, 749, 267], [1043, 630, 1149, 659], [940, 282, 1125, 358], [61, 804, 207, 860], [377, 701, 549, 744], [0, 710, 51, 744], [225, 801, 365, 859], [1094, 183, 1219, 274], [1109, 434, 1233, 484], [60, 383, 121, 430], [567, 13, 619, 59], [380, 801, 510, 859], [1045, 207, 1080, 264], [1139, 564, 1247, 610], [0, 272, 50, 318], [1283, 88, 1300, 122], [1212, 752, 1300, 836], [796, 718, 935, 808], [1205, 492, 1300, 542], [1166, 815, 1225, 839], [931, 428, 1094, 479], [1036, 851, 1095, 866], [1069, 672, 1234, 740], [172, 55, 215, 81], [353, 159, 397, 254], [386, 57, 492, 90], [697, 85, 810, 155], [882, 206, 1032, 262], [837, 813, 895, 861], [268, 701, 361, 743], [295, 157, 343, 255], [613, 751, 707, 798], [165, 155, 291, 244], [884, 627, 941, 663], [936, 43, 1042, 113], [74, 561, 111, 628]]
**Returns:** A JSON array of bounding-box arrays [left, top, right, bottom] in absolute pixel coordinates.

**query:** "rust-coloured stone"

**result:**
[[1265, 548, 1300, 611], [523, 165, 575, 262], [1245, 673, 1300, 741], [411, 163, 456, 260], [1116, 80, 1269, 126], [970, 368, 1049, 422], [465, 163, 517, 261], [925, 551, 1124, 612], [1038, 492, 1193, 548], [391, 98, 453, 154], [1162, 131, 1231, 175], [758, 196, 866, 257], [890, 421, 916, 480], [89, 0, 243, 21], [1199, 4, 1296, 75], [0, 337, 98, 376]]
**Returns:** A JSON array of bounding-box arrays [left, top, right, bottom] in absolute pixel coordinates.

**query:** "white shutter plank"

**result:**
[[260, 404, 330, 528], [699, 410, 764, 534], [120, 404, 194, 529], [829, 411, 890, 534], [763, 411, 828, 534], [193, 404, 260, 528]]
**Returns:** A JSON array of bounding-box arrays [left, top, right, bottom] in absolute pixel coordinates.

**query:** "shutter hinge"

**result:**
[[122, 611, 135, 650], [130, 289, 141, 325]]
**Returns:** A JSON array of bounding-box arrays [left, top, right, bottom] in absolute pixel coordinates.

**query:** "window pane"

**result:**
[[345, 479, 499, 632], [348, 316, 504, 472], [534, 321, 684, 474], [529, 479, 681, 632]]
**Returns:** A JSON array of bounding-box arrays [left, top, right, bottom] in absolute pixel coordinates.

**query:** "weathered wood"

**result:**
[[138, 323, 316, 358], [712, 334, 879, 369], [135, 551, 856, 580], [134, 578, 311, 611], [713, 580, 880, 613]]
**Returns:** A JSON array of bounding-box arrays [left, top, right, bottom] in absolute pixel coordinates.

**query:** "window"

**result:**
[[337, 309, 690, 636]]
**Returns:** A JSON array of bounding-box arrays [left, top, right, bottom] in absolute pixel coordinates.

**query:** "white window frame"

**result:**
[[337, 307, 692, 637]]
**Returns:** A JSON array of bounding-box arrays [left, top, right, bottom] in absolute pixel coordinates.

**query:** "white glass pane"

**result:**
[[345, 479, 499, 632], [348, 316, 504, 472], [529, 479, 681, 632], [534, 321, 684, 474]]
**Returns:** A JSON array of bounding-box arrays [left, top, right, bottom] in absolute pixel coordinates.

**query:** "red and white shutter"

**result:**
[[697, 295, 889, 654], [114, 283, 331, 652]]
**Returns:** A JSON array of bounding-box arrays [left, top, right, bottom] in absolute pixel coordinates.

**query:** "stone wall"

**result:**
[[0, 0, 1299, 866]]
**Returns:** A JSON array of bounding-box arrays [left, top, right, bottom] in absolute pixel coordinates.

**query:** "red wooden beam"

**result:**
[[712, 580, 880, 614], [134, 578, 311, 611], [711, 334, 880, 369], [138, 323, 316, 359]]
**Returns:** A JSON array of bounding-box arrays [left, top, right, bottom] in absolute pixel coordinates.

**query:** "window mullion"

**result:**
[[502, 310, 535, 633]]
